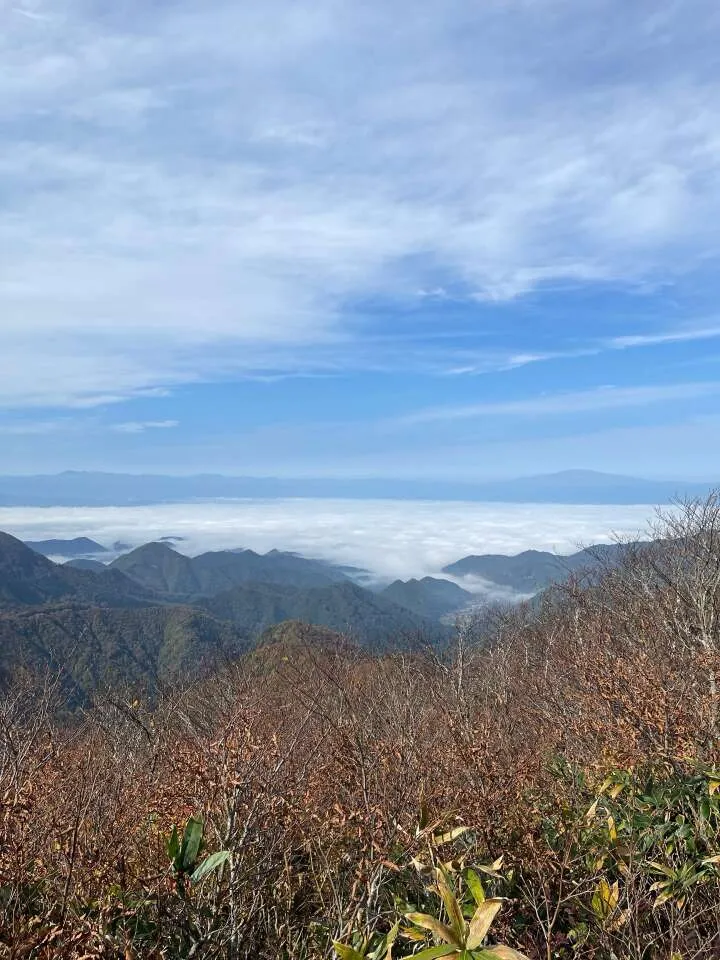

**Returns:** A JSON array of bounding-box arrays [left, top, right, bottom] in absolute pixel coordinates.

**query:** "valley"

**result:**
[[0, 525, 644, 703]]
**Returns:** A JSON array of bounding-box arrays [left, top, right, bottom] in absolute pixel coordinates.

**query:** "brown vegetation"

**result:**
[[3, 497, 720, 958]]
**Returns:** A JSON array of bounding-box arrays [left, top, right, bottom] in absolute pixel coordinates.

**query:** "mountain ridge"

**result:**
[[0, 534, 442, 701], [200, 579, 443, 646], [109, 542, 351, 597], [380, 576, 474, 620], [442, 542, 641, 593], [0, 469, 713, 505], [25, 537, 108, 557], [0, 532, 151, 608]]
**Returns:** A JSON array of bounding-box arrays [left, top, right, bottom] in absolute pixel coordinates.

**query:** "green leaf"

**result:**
[[333, 943, 367, 960], [166, 825, 180, 866], [382, 921, 401, 960], [180, 815, 204, 873], [465, 869, 485, 906], [437, 868, 467, 939], [191, 849, 231, 884], [590, 879, 619, 922], [419, 797, 430, 831], [433, 826, 469, 846], [409, 946, 460, 960]]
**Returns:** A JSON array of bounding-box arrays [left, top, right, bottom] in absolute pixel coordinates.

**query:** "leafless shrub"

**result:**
[[2, 495, 720, 957]]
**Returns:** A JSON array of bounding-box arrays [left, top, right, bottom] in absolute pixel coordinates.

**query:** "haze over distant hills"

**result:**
[[0, 470, 713, 506], [442, 542, 640, 594], [25, 537, 108, 557]]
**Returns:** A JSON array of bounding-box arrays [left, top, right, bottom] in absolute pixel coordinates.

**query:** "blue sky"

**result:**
[[2, 0, 720, 479]]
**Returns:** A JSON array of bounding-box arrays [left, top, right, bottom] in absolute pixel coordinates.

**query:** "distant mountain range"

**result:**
[[0, 528, 652, 703], [0, 534, 443, 701], [442, 542, 641, 594], [110, 542, 350, 596], [25, 537, 108, 557], [0, 469, 713, 505], [65, 558, 109, 572]]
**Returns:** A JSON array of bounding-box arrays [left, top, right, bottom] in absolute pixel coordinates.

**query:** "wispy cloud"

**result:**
[[112, 420, 179, 434], [3, 0, 720, 406], [397, 382, 720, 425], [441, 325, 720, 378], [10, 5, 51, 22], [0, 420, 64, 436], [608, 326, 720, 349]]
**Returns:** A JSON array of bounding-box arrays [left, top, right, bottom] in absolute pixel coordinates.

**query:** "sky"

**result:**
[[2, 0, 720, 479]]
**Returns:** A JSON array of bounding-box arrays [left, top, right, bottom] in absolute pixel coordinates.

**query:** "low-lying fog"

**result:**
[[0, 499, 655, 584]]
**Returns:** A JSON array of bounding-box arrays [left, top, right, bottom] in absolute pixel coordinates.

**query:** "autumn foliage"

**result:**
[[3, 497, 720, 958]]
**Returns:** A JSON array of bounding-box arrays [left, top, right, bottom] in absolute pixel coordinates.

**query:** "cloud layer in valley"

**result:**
[[0, 499, 655, 582]]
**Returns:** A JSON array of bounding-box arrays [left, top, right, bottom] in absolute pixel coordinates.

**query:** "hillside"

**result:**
[[247, 620, 356, 673], [110, 542, 202, 597], [0, 532, 150, 608], [255, 619, 347, 649], [193, 548, 349, 591], [25, 537, 108, 557], [0, 602, 247, 703], [0, 531, 443, 700], [381, 576, 474, 620], [111, 542, 350, 598], [64, 558, 109, 572], [201, 579, 442, 645], [443, 549, 568, 592], [443, 541, 638, 593]]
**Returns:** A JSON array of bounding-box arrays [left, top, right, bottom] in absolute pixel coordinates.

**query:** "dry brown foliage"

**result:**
[[2, 496, 720, 958]]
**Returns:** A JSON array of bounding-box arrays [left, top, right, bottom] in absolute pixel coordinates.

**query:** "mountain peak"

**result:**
[[111, 542, 199, 597], [0, 529, 149, 608], [0, 531, 55, 575], [25, 537, 108, 557], [120, 541, 182, 559]]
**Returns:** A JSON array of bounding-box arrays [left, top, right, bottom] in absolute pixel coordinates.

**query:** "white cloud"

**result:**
[[0, 419, 63, 435], [608, 326, 720, 348], [11, 8, 50, 22], [0, 499, 654, 581], [396, 381, 720, 425], [439, 325, 720, 377], [3, 0, 720, 405], [112, 420, 179, 434]]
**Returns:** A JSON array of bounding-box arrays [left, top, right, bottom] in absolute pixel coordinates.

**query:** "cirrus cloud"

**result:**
[[3, 0, 720, 408], [112, 420, 179, 435]]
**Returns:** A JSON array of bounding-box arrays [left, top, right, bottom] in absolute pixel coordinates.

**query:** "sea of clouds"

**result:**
[[0, 499, 658, 584]]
